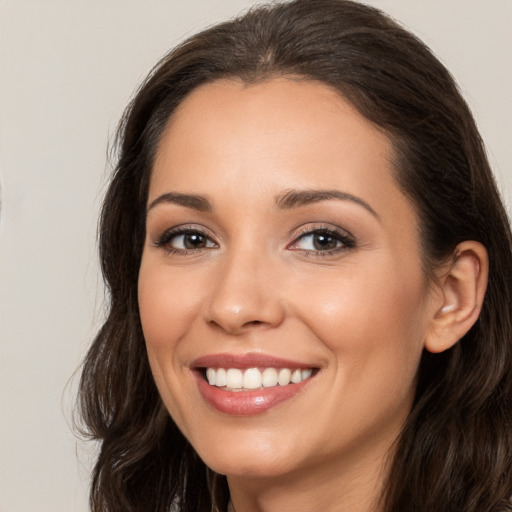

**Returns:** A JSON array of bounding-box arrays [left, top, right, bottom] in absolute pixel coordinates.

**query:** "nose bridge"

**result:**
[[204, 239, 285, 333]]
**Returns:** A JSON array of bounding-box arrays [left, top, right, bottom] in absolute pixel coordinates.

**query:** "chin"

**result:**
[[197, 439, 299, 479]]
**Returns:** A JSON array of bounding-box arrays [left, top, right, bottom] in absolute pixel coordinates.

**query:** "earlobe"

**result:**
[[425, 241, 488, 354]]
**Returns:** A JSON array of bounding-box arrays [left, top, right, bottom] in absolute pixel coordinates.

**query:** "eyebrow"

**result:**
[[275, 189, 379, 219], [147, 188, 379, 219], [147, 192, 212, 212]]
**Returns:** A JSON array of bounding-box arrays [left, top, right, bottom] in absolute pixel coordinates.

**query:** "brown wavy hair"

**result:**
[[77, 1, 512, 510]]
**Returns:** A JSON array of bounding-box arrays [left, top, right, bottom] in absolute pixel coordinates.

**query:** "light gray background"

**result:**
[[1, 1, 510, 511]]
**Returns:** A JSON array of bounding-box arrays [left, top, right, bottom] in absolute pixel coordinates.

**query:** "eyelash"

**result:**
[[289, 225, 356, 257], [154, 224, 356, 257], [154, 225, 216, 255]]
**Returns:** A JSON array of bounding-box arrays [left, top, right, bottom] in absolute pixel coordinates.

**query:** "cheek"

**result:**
[[137, 262, 203, 426], [137, 262, 197, 406], [294, 259, 428, 377], [317, 268, 427, 430], [138, 262, 199, 351]]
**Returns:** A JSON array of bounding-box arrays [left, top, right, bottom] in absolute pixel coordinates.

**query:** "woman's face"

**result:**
[[138, 78, 438, 480]]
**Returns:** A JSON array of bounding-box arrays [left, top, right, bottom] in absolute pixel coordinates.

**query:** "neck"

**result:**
[[226, 444, 391, 512]]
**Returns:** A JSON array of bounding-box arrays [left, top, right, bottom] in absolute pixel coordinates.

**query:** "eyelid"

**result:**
[[288, 224, 356, 254], [153, 224, 218, 252], [151, 222, 355, 257]]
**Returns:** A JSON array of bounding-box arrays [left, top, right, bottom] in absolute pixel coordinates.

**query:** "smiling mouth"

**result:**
[[201, 367, 316, 390]]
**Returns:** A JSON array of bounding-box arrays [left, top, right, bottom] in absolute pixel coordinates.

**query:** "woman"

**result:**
[[77, 0, 512, 511]]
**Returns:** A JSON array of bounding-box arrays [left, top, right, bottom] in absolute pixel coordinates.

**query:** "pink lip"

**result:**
[[191, 352, 311, 370], [191, 352, 317, 416], [193, 372, 313, 415]]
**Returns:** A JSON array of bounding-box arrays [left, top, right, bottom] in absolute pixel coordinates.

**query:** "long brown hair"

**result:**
[[77, 1, 512, 510]]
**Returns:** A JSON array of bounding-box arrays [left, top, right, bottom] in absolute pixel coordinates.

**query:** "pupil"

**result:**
[[313, 234, 337, 251], [184, 233, 205, 249]]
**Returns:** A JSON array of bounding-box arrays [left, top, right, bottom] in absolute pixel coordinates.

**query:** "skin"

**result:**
[[138, 78, 445, 512]]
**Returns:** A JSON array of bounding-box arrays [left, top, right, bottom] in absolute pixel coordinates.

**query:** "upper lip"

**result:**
[[191, 352, 316, 370]]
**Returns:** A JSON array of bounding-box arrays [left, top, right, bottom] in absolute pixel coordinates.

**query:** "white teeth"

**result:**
[[291, 369, 302, 383], [301, 369, 313, 380], [216, 368, 227, 387], [206, 368, 216, 385], [242, 368, 262, 389], [278, 368, 291, 386], [226, 368, 243, 389], [262, 368, 278, 387], [204, 367, 314, 390]]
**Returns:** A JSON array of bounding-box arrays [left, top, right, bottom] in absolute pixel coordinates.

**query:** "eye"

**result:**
[[296, 232, 340, 251], [171, 232, 215, 250], [155, 227, 217, 253], [290, 227, 355, 255]]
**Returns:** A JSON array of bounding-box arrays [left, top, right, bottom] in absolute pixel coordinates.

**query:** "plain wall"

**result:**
[[0, 1, 510, 511]]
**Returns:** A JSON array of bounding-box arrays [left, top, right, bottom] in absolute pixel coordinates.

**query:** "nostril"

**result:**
[[203, 287, 286, 333]]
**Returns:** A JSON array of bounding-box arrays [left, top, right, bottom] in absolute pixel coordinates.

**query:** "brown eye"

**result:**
[[182, 232, 208, 249], [157, 228, 217, 252], [294, 231, 343, 252], [290, 228, 356, 255], [311, 233, 339, 251]]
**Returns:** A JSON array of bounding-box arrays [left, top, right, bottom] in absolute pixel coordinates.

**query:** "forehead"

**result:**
[[150, 78, 410, 224], [156, 78, 393, 174]]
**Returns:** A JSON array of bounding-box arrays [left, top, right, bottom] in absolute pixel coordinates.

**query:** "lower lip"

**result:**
[[194, 372, 313, 415]]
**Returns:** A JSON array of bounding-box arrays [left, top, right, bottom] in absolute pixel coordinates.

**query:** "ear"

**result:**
[[425, 241, 488, 354]]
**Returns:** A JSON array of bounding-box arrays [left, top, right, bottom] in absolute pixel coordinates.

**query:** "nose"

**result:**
[[203, 248, 286, 334]]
